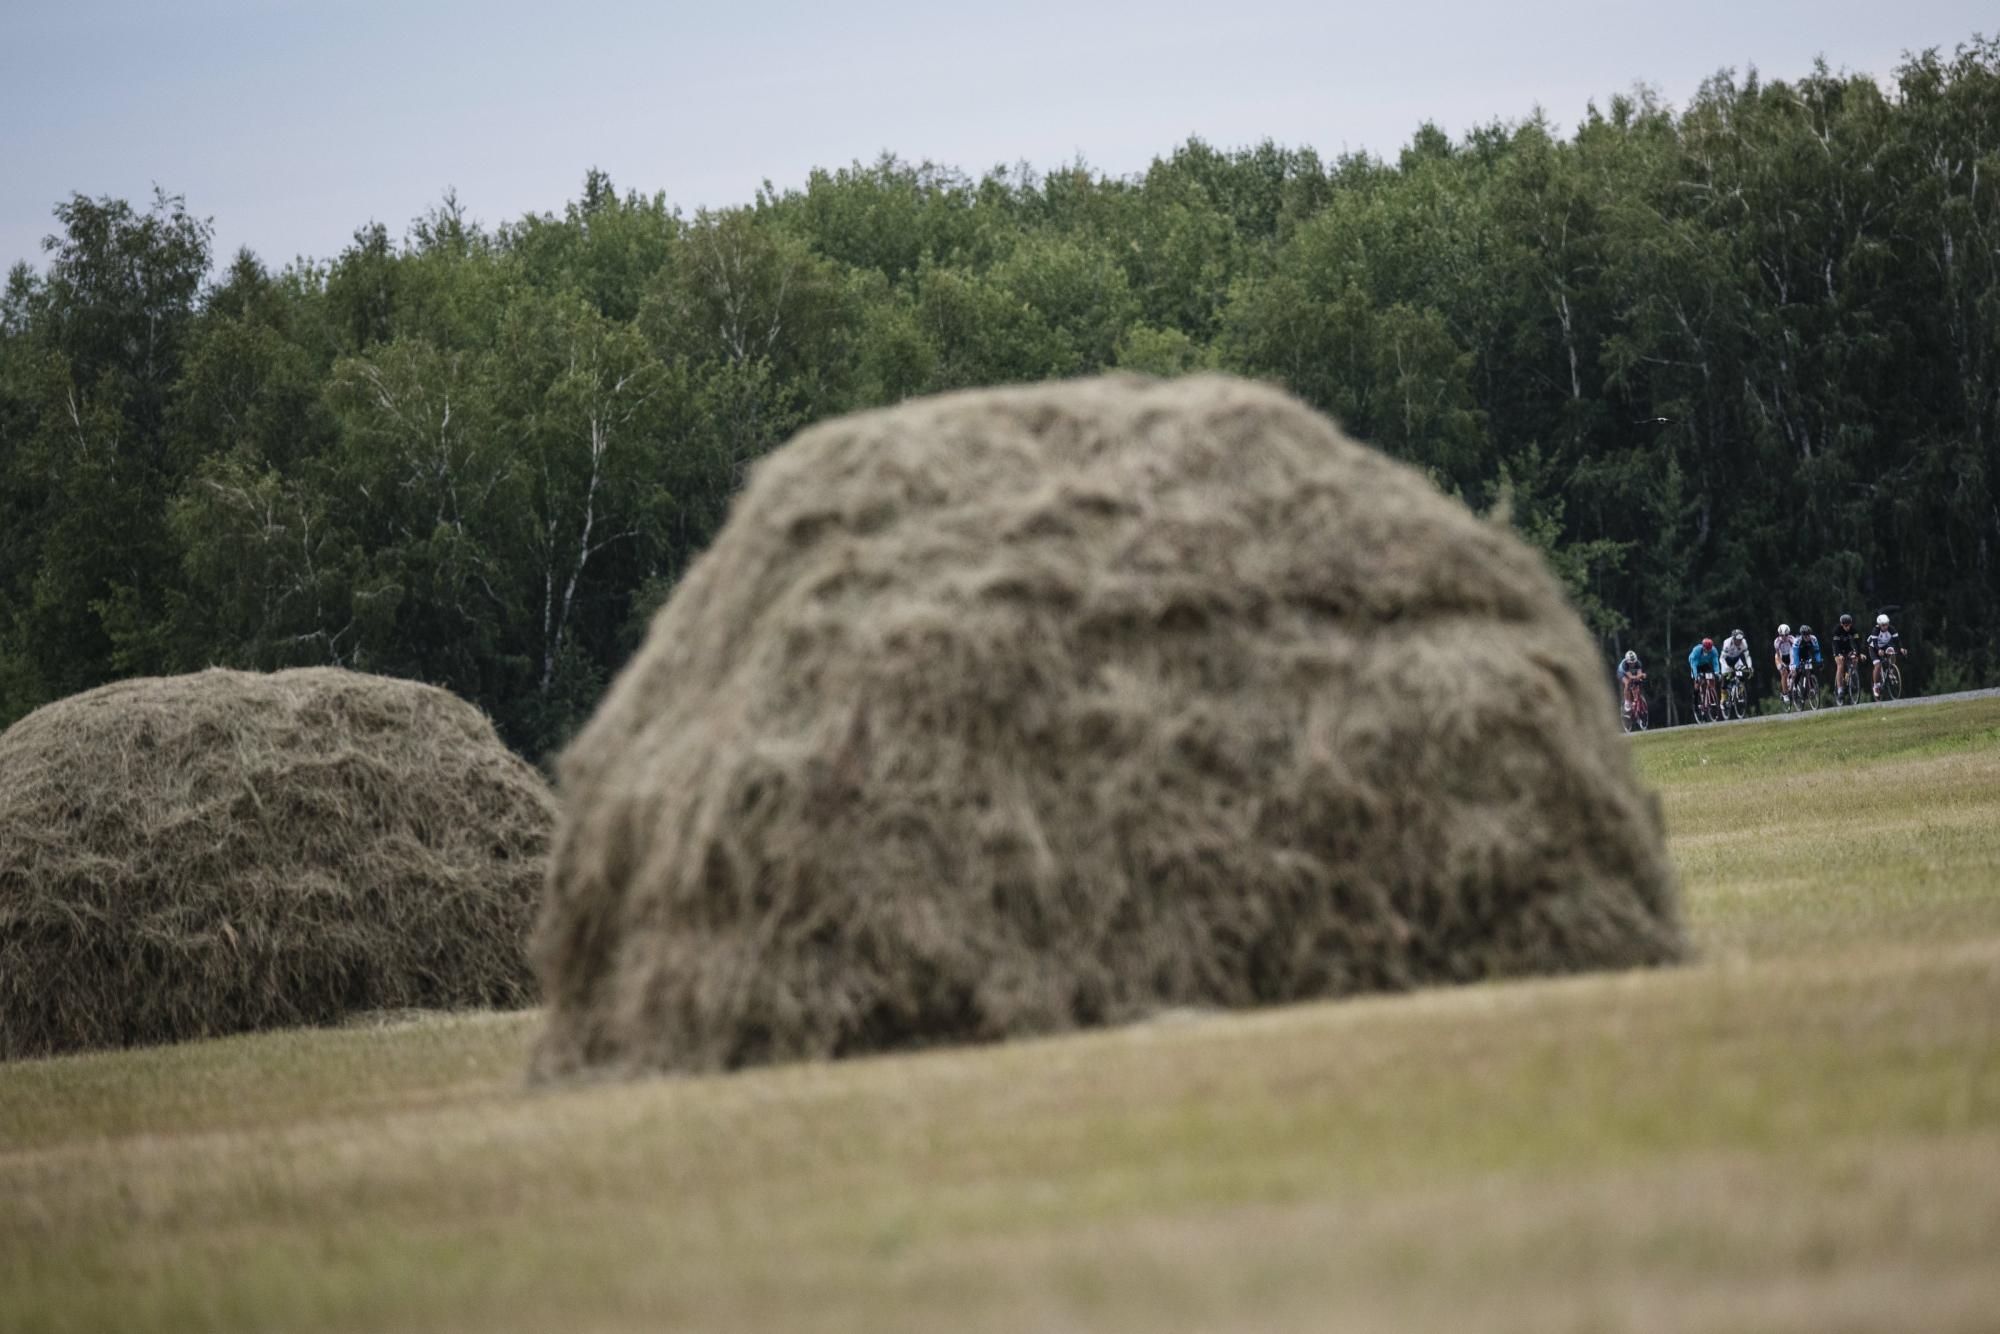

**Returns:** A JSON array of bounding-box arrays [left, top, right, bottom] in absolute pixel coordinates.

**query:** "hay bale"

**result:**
[[0, 668, 554, 1058], [532, 374, 1684, 1080]]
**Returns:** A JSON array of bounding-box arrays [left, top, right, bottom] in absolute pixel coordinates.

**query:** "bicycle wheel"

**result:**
[[1882, 662, 1902, 701], [1799, 672, 1820, 711], [1634, 698, 1649, 731]]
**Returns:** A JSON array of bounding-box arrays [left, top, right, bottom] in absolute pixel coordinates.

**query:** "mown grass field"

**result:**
[[5, 698, 1998, 1333]]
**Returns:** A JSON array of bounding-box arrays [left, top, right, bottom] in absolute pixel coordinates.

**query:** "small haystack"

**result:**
[[0, 668, 554, 1058], [532, 374, 1684, 1080]]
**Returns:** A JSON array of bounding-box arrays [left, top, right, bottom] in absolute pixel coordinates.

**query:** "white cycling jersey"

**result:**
[[1773, 633, 1796, 661]]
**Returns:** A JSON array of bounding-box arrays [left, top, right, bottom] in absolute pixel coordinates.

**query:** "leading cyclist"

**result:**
[[1617, 649, 1647, 722]]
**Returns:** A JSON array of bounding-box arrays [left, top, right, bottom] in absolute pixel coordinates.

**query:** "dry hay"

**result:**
[[0, 668, 554, 1058], [531, 374, 1684, 1080]]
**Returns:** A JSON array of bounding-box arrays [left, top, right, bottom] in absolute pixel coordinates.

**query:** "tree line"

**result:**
[[3, 39, 1996, 753]]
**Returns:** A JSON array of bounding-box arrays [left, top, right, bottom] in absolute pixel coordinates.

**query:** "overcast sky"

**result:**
[[2, 0, 1989, 273]]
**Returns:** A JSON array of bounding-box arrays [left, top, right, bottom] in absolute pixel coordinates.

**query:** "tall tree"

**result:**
[[0, 191, 211, 708]]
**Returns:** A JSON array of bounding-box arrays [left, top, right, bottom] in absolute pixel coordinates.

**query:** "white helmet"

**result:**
[[1624, 650, 1638, 664], [1778, 623, 1791, 636], [1876, 613, 1890, 626]]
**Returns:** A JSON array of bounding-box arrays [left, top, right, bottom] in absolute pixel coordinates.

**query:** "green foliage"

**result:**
[[3, 38, 1999, 749], [1115, 324, 1208, 376], [0, 191, 212, 710]]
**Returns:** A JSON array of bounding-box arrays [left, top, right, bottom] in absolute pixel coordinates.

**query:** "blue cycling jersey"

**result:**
[[1791, 635, 1823, 670], [1688, 644, 1720, 674]]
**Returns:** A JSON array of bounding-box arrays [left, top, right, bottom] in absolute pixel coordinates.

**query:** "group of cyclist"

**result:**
[[1615, 612, 1906, 727]]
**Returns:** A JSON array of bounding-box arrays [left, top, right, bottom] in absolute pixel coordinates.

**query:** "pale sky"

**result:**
[[1, 0, 1989, 272]]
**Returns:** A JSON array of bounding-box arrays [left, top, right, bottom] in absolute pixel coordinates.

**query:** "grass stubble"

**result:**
[[3, 699, 1997, 1333]]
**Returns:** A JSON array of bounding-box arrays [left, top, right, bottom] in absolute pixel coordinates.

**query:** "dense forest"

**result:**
[[3, 40, 1996, 751]]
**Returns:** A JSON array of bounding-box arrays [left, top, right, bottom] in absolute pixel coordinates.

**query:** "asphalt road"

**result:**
[[1627, 685, 2000, 733]]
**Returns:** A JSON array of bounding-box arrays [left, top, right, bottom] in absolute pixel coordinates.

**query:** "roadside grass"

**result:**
[[1635, 699, 2000, 959], [3, 697, 1997, 1333]]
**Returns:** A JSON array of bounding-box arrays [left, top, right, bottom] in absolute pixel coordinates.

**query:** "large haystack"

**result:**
[[0, 668, 554, 1058], [532, 374, 1683, 1080]]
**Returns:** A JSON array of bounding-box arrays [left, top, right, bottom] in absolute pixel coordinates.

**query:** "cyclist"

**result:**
[[1791, 624, 1825, 701], [1688, 636, 1722, 715], [1617, 650, 1647, 720], [1720, 628, 1754, 698], [1830, 613, 1864, 700], [1772, 623, 1796, 699], [1869, 613, 1904, 699]]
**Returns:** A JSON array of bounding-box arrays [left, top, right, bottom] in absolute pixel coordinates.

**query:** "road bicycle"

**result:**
[[1875, 648, 1904, 701], [1833, 652, 1865, 706], [1692, 673, 1720, 724], [1721, 669, 1751, 721], [1791, 664, 1821, 712], [1621, 674, 1650, 733]]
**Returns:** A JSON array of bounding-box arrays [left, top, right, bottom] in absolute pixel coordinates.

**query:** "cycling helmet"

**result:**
[[1701, 637, 1714, 649], [1839, 613, 1853, 626], [1778, 623, 1791, 636], [1730, 628, 1743, 639], [1624, 650, 1638, 665], [1877, 613, 1890, 626], [1799, 625, 1812, 635]]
